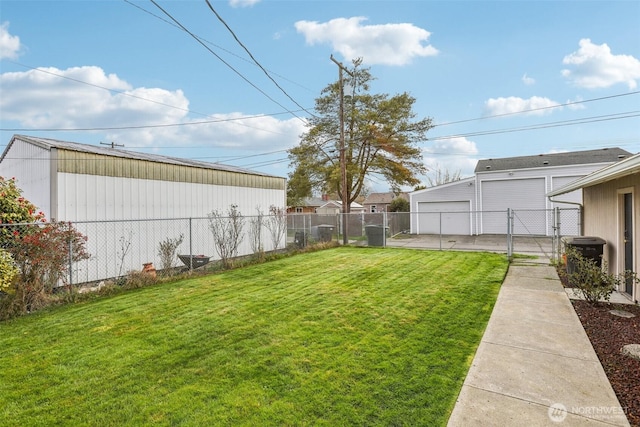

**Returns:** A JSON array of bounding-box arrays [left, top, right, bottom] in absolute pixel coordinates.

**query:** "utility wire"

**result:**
[[203, 0, 316, 118], [123, 0, 314, 94], [148, 0, 307, 124], [429, 111, 640, 140], [434, 91, 640, 127]]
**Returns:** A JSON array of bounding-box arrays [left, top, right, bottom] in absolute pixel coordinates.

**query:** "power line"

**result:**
[[148, 0, 307, 124], [0, 109, 305, 133], [434, 91, 640, 127], [203, 0, 316, 118], [429, 111, 640, 141], [123, 0, 314, 95]]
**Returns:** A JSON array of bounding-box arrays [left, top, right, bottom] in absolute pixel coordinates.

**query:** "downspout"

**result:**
[[548, 197, 583, 236]]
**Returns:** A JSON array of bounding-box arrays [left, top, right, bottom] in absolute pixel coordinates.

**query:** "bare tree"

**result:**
[[248, 207, 264, 258], [425, 166, 462, 187], [264, 205, 287, 251], [208, 205, 245, 269]]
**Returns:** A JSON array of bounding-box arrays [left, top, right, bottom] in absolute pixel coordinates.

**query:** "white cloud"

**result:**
[[229, 0, 261, 7], [295, 17, 438, 66], [562, 38, 640, 89], [422, 137, 478, 179], [0, 66, 305, 150], [0, 22, 22, 60], [522, 74, 535, 85], [484, 96, 560, 116]]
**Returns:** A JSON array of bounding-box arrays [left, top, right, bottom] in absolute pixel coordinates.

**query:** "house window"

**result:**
[[370, 205, 377, 213], [295, 207, 303, 213]]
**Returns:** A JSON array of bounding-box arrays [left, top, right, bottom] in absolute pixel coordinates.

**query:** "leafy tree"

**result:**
[[389, 197, 410, 212], [288, 59, 433, 214]]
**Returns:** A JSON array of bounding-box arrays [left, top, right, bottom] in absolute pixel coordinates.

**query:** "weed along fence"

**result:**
[[1, 207, 580, 288]]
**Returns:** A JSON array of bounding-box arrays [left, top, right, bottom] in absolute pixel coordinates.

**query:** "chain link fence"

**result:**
[[1, 207, 580, 288], [1, 213, 288, 288]]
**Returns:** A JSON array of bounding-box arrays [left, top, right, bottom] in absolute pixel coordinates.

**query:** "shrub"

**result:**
[[565, 247, 631, 304], [5, 222, 90, 315], [0, 249, 18, 294]]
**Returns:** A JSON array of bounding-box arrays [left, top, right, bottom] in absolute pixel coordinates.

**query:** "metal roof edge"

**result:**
[[547, 153, 640, 197], [410, 176, 475, 197]]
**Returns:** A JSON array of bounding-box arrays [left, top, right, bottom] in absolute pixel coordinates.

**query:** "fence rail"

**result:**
[[0, 207, 580, 287]]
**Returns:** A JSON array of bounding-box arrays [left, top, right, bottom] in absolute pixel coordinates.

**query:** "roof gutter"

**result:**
[[548, 196, 583, 235]]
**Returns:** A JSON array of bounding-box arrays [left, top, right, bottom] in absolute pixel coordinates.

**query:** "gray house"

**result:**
[[410, 148, 631, 236]]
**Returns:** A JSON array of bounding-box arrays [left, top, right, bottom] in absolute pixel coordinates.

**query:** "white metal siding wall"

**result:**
[[551, 176, 583, 206], [57, 173, 286, 221], [0, 140, 52, 217], [410, 179, 475, 233]]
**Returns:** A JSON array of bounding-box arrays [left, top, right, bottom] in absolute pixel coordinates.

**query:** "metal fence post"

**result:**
[[188, 217, 193, 271], [68, 236, 73, 287], [439, 212, 443, 251], [507, 209, 513, 258]]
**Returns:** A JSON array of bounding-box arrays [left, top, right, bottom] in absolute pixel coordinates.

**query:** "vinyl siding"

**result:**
[[583, 174, 639, 287]]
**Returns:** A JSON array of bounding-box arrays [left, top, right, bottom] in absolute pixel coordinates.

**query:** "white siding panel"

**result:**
[[417, 201, 471, 235], [0, 140, 52, 218], [481, 178, 546, 234], [57, 173, 285, 221], [410, 179, 475, 234], [551, 176, 583, 206]]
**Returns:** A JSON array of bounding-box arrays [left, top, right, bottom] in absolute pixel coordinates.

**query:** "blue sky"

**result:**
[[1, 0, 639, 192]]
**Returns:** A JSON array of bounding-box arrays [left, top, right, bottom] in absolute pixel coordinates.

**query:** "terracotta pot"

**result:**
[[142, 262, 157, 278]]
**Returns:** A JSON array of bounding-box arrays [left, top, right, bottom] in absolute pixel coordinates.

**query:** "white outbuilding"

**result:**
[[410, 148, 631, 236], [0, 135, 287, 284], [0, 134, 286, 221]]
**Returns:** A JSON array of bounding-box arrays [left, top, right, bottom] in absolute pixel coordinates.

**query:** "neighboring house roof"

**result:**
[[547, 152, 640, 197], [319, 200, 364, 209], [475, 148, 631, 173], [2, 134, 278, 178], [363, 192, 408, 205]]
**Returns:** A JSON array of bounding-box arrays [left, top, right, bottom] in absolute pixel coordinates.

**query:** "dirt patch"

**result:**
[[572, 300, 640, 426]]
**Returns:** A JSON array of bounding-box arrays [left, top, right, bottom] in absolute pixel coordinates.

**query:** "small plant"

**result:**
[[116, 231, 133, 278], [248, 207, 264, 259], [265, 205, 287, 251], [565, 247, 632, 304], [158, 234, 184, 275]]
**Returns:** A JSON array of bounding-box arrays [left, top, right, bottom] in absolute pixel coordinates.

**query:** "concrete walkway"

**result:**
[[447, 257, 630, 426]]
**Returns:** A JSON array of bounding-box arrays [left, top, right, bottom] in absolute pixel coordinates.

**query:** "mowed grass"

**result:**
[[0, 247, 508, 426]]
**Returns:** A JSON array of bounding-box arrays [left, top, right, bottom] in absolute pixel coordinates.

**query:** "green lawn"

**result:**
[[0, 247, 508, 426]]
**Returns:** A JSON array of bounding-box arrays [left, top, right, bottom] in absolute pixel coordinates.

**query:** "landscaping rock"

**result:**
[[610, 309, 636, 318], [621, 344, 640, 361]]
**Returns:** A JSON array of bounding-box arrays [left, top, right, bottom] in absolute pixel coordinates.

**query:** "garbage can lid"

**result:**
[[564, 236, 606, 245]]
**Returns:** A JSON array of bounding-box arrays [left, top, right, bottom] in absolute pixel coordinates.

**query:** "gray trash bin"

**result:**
[[317, 224, 334, 242], [294, 231, 307, 248], [365, 225, 388, 247], [564, 236, 606, 273]]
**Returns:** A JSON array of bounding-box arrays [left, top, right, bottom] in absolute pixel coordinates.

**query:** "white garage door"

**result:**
[[417, 201, 471, 235], [481, 178, 546, 235]]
